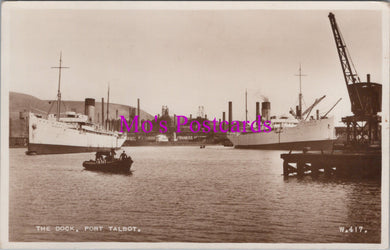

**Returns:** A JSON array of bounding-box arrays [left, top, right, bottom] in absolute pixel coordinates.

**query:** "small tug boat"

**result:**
[[83, 149, 133, 173]]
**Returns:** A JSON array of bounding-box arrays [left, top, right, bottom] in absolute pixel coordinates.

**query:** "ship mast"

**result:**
[[51, 52, 69, 121], [294, 64, 306, 119], [245, 89, 248, 123], [106, 83, 110, 130]]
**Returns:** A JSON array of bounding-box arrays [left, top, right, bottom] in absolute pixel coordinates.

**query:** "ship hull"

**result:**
[[227, 117, 336, 151], [27, 113, 126, 155], [233, 139, 335, 150], [27, 143, 123, 155]]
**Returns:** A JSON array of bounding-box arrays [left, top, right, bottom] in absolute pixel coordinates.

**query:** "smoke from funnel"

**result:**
[[261, 95, 269, 102], [251, 88, 269, 103]]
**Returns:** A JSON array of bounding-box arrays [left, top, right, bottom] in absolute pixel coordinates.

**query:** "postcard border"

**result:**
[[1, 1, 389, 249]]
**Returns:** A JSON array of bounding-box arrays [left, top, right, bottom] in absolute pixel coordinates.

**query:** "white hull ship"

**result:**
[[227, 66, 338, 151], [26, 53, 126, 155], [227, 116, 336, 150], [27, 112, 126, 155]]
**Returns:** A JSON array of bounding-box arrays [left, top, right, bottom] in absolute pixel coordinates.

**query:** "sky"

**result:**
[[3, 2, 385, 124]]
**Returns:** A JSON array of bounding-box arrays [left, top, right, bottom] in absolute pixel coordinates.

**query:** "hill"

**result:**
[[9, 91, 153, 122]]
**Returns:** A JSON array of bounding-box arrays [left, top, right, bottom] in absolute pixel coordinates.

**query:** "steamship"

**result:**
[[227, 69, 337, 150], [227, 111, 336, 150], [26, 54, 126, 155]]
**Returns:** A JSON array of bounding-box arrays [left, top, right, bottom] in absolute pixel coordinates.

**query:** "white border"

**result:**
[[0, 0, 388, 10], [1, 1, 389, 249], [380, 4, 389, 250]]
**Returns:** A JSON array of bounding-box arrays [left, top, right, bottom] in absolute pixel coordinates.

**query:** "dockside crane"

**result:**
[[328, 12, 382, 146], [328, 12, 381, 117], [328, 13, 362, 112]]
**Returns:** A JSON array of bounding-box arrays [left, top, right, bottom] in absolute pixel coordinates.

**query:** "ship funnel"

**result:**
[[85, 98, 95, 123], [256, 102, 260, 118], [261, 101, 270, 121], [228, 101, 232, 130], [137, 98, 140, 128], [222, 111, 226, 130]]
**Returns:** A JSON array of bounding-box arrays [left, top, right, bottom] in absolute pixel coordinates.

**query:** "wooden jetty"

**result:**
[[281, 151, 381, 178]]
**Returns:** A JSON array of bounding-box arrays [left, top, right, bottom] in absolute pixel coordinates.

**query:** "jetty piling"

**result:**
[[281, 151, 381, 178]]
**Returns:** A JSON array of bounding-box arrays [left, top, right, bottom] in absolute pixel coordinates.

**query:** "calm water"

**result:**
[[9, 146, 381, 243]]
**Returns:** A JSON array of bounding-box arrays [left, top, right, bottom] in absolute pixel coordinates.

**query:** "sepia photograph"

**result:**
[[0, 1, 389, 249]]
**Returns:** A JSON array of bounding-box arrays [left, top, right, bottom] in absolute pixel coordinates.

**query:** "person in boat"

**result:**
[[120, 150, 127, 160], [95, 152, 104, 163], [111, 148, 116, 156], [103, 149, 116, 162]]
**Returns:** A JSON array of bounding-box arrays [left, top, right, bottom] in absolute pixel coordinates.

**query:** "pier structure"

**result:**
[[281, 151, 381, 178]]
